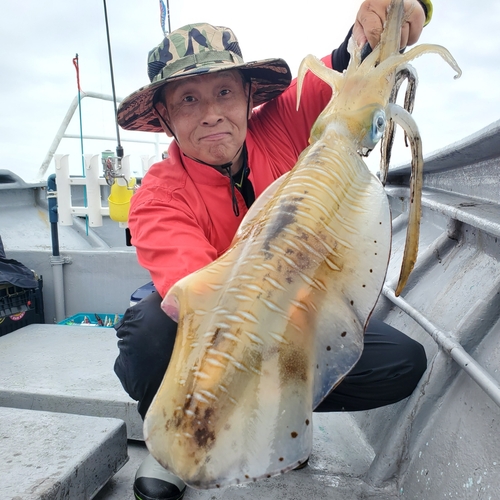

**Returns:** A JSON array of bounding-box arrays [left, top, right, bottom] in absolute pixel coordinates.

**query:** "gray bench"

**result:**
[[0, 324, 143, 439], [1, 407, 127, 499]]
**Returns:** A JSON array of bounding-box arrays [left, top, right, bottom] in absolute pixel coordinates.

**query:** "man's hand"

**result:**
[[353, 0, 426, 51]]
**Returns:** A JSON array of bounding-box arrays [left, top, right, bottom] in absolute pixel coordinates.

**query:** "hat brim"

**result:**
[[117, 58, 292, 133]]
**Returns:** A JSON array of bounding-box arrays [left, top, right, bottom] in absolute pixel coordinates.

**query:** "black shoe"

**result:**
[[133, 454, 187, 500]]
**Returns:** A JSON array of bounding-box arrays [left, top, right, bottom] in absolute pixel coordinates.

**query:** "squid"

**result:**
[[143, 0, 461, 489]]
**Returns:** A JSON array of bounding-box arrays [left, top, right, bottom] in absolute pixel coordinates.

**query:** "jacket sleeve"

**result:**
[[128, 186, 218, 298], [331, 27, 353, 73], [419, 0, 433, 25]]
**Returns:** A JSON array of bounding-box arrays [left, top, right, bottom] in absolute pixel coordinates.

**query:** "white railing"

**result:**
[[35, 91, 169, 182]]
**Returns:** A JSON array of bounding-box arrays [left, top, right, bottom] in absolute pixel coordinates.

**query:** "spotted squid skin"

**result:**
[[144, 127, 392, 488], [145, 0, 462, 489]]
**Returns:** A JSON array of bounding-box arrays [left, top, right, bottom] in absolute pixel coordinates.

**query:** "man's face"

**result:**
[[159, 70, 253, 171]]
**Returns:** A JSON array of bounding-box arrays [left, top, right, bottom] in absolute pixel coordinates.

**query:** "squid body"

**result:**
[[144, 0, 461, 489]]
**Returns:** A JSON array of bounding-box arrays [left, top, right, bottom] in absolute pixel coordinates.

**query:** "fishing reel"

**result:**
[[102, 149, 137, 224], [101, 149, 132, 187]]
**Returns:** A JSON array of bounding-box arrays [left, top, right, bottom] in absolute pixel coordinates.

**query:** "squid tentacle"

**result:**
[[375, 43, 462, 81], [380, 64, 419, 185], [297, 54, 343, 112], [386, 103, 423, 296]]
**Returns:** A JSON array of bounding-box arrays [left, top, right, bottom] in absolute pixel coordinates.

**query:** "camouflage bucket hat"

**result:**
[[117, 23, 292, 133]]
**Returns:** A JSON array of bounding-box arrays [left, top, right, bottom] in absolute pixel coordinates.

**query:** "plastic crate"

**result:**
[[58, 313, 123, 328], [0, 279, 45, 337]]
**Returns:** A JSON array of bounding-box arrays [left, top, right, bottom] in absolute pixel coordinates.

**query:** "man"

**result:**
[[115, 1, 432, 499]]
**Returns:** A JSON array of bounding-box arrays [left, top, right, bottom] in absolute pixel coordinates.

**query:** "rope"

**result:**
[[72, 54, 89, 234], [72, 54, 85, 177]]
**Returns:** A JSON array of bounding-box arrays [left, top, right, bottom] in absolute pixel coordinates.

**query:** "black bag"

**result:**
[[0, 257, 38, 289]]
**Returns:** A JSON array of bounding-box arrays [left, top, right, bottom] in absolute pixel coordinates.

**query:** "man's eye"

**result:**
[[183, 95, 195, 103], [220, 89, 231, 96]]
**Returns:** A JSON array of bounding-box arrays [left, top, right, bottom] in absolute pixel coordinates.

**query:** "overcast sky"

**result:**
[[1, 0, 499, 182]]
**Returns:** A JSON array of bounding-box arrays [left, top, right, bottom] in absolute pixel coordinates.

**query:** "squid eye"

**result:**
[[359, 109, 387, 156], [372, 110, 386, 143]]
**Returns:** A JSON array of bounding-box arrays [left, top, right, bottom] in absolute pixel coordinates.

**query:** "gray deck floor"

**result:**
[[95, 412, 398, 500], [0, 324, 399, 500]]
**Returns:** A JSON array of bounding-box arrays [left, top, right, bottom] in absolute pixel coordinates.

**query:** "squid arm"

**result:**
[[385, 102, 423, 296]]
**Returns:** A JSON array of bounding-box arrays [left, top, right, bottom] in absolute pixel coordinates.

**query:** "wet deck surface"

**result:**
[[95, 414, 399, 500], [0, 323, 398, 499]]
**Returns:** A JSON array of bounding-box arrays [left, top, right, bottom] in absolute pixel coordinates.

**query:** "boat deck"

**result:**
[[1, 324, 397, 500], [94, 418, 400, 500]]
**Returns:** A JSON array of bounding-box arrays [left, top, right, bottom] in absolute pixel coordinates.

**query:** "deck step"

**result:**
[[1, 406, 128, 500], [0, 323, 143, 439]]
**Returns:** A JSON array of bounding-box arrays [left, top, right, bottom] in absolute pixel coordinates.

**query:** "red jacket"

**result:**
[[129, 55, 333, 297]]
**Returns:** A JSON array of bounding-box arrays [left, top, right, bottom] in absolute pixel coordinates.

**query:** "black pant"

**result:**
[[114, 291, 427, 419]]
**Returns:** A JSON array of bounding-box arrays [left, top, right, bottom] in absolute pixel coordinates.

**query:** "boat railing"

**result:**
[[383, 285, 500, 406], [35, 91, 169, 183], [32, 91, 170, 229]]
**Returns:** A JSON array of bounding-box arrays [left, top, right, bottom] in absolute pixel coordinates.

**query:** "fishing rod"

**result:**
[[101, 1, 171, 186], [102, 0, 125, 186]]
